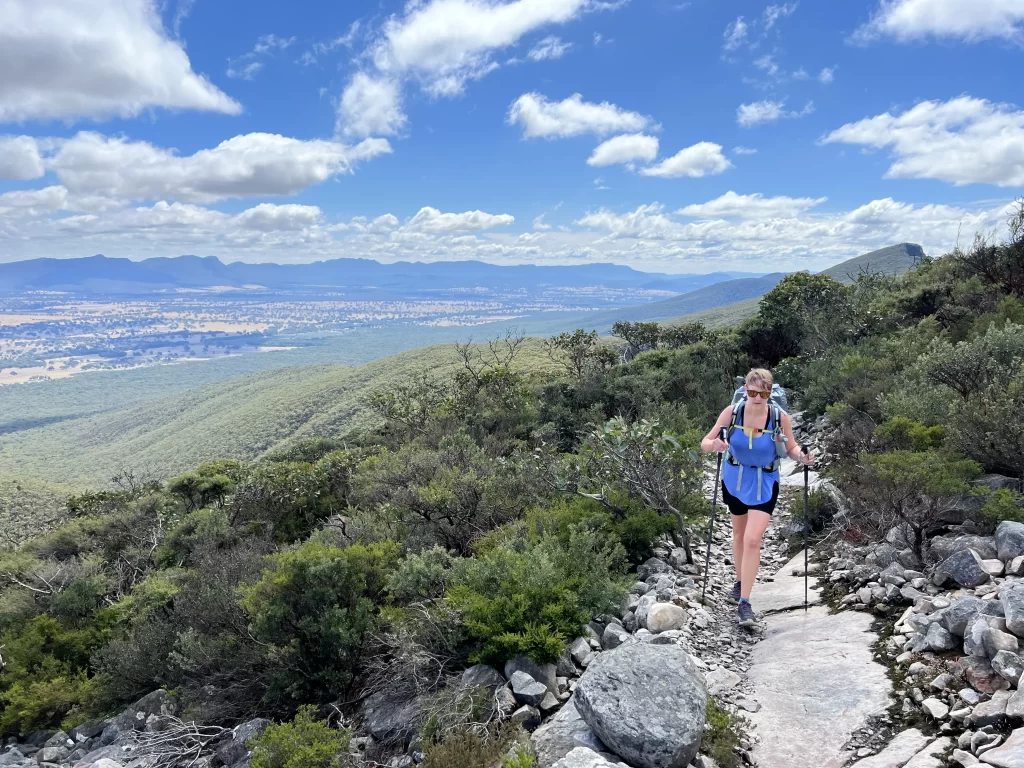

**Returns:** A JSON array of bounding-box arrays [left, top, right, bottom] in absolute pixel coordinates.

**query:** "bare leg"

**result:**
[[730, 513, 747, 582], [740, 510, 772, 600]]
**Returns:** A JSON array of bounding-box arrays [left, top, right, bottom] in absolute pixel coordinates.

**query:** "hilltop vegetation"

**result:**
[[0, 206, 1021, 765], [1, 217, 1021, 765]]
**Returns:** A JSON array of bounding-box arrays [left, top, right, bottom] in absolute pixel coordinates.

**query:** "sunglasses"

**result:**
[[746, 388, 771, 399]]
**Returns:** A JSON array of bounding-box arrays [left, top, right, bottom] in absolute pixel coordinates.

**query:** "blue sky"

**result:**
[[0, 0, 1022, 273]]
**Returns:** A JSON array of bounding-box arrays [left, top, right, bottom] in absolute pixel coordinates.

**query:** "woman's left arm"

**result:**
[[781, 412, 815, 465]]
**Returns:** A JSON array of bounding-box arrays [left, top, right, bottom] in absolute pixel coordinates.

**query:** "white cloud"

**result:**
[[639, 142, 732, 178], [43, 131, 391, 204], [235, 203, 322, 232], [508, 93, 653, 139], [528, 35, 573, 61], [0, 185, 69, 215], [533, 213, 552, 230], [854, 0, 1024, 43], [723, 16, 748, 50], [577, 203, 683, 239], [172, 0, 198, 37], [0, 136, 45, 180], [314, 21, 363, 56], [821, 96, 1024, 187], [764, 3, 798, 31], [587, 134, 659, 166], [677, 191, 827, 219], [754, 54, 780, 77], [818, 66, 836, 84], [792, 68, 810, 80], [406, 207, 515, 232], [337, 73, 408, 138], [373, 0, 592, 96], [227, 61, 263, 80], [0, 0, 241, 122], [253, 34, 296, 54], [733, 146, 758, 155], [737, 99, 814, 127]]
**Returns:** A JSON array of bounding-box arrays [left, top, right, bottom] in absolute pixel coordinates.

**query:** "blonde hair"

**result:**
[[745, 368, 774, 390]]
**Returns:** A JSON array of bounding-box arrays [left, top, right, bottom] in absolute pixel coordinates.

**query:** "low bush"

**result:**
[[250, 705, 353, 768]]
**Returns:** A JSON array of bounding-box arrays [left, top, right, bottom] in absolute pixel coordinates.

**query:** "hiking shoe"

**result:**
[[737, 600, 757, 628], [727, 580, 742, 603]]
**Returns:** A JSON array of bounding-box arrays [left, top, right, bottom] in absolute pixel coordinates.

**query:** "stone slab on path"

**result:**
[[747, 606, 892, 768], [753, 549, 822, 614]]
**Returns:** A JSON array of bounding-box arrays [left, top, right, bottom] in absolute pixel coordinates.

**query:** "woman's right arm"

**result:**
[[701, 406, 734, 453]]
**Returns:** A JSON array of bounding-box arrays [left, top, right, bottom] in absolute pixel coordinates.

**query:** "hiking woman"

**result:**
[[701, 368, 814, 627]]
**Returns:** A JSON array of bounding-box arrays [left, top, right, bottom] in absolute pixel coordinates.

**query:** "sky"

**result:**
[[0, 0, 1022, 274]]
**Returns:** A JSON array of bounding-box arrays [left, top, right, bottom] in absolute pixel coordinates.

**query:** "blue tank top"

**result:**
[[721, 405, 780, 504]]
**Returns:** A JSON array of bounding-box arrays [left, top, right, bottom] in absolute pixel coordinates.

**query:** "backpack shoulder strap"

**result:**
[[771, 403, 788, 461]]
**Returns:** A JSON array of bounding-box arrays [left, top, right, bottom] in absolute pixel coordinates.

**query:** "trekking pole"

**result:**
[[802, 445, 810, 611], [700, 427, 728, 605]]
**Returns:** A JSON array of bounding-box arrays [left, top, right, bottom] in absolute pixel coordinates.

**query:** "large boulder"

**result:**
[[934, 549, 990, 588], [461, 664, 507, 691], [511, 671, 549, 708], [930, 535, 998, 564], [574, 643, 706, 768], [646, 603, 687, 633], [531, 700, 607, 768], [999, 522, 1024, 564], [359, 690, 422, 747], [601, 623, 632, 650], [979, 726, 1024, 767], [944, 596, 986, 636], [112, 690, 171, 734]]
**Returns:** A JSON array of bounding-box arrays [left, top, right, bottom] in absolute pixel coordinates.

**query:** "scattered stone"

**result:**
[[926, 622, 959, 652], [1003, 586, 1024, 638], [461, 664, 507, 691], [705, 667, 741, 696], [962, 688, 984, 706], [1008, 689, 1024, 721], [602, 623, 631, 650], [985, 628, 1021, 658], [904, 737, 953, 768], [1010, 557, 1024, 577], [966, 657, 1010, 694], [984, 560, 1007, 577], [506, 657, 559, 695], [970, 690, 1012, 727], [977, 726, 1024, 767], [510, 705, 542, 731], [849, 729, 931, 768], [511, 671, 550, 708], [931, 673, 954, 691], [646, 603, 687, 633], [570, 638, 592, 667], [994, 651, 1024, 686], [922, 698, 949, 719], [952, 748, 980, 766], [531, 700, 606, 768], [216, 718, 270, 767], [551, 747, 620, 768]]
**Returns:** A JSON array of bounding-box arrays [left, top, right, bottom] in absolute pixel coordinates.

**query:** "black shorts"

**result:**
[[721, 481, 779, 516]]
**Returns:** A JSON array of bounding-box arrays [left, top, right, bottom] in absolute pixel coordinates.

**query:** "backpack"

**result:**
[[726, 383, 789, 470]]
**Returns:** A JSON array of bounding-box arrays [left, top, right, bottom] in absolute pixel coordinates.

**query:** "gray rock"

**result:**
[[946, 596, 1001, 636], [531, 700, 607, 768], [1010, 557, 1024, 577], [984, 558, 1007, 577], [216, 718, 270, 767], [935, 549, 991, 588], [953, 749, 980, 766], [510, 705, 542, 731], [575, 643, 706, 768], [92, 760, 126, 768], [931, 535, 998, 563], [1004, 586, 1024, 638], [42, 733, 68, 749], [540, 691, 561, 713], [511, 671, 549, 708], [970, 690, 1012, 726], [962, 688, 984, 706], [461, 664, 507, 691], [994, 651, 1024, 686], [849, 729, 931, 768], [646, 603, 687, 633], [551, 748, 620, 768], [360, 689, 422, 746], [1008, 689, 1024, 721], [986, 628, 1021, 658], [925, 622, 959, 652], [0, 751, 24, 767], [556, 649, 578, 678], [495, 686, 518, 719], [76, 746, 126, 765], [570, 638, 592, 667], [922, 698, 949, 719], [978, 726, 1024, 766], [635, 594, 656, 627], [998, 522, 1024, 563], [34, 747, 68, 764], [506, 656, 559, 695], [601, 623, 631, 650], [113, 690, 170, 734], [637, 558, 671, 581], [965, 656, 1010, 694], [904, 737, 953, 768]]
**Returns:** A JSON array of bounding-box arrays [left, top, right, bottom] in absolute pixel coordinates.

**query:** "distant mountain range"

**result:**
[[0, 254, 760, 297]]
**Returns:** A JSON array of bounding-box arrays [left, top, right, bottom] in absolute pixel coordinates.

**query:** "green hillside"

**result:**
[[0, 340, 556, 487], [663, 296, 763, 329], [821, 243, 925, 283]]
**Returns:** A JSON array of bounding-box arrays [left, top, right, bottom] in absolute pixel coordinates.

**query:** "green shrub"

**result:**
[[241, 540, 399, 706], [251, 706, 352, 768], [949, 366, 1024, 477], [447, 529, 627, 664], [0, 670, 99, 733], [703, 697, 743, 768], [978, 489, 1024, 528], [422, 722, 525, 768], [156, 507, 238, 567], [875, 417, 946, 452], [387, 546, 457, 603]]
